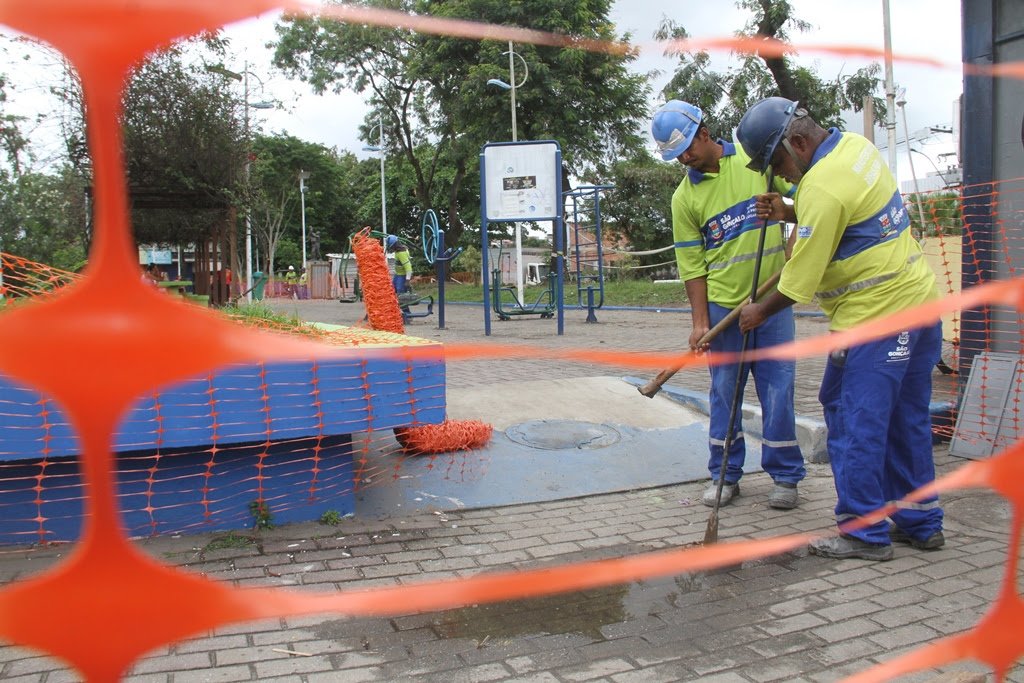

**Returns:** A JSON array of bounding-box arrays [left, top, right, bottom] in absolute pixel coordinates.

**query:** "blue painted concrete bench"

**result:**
[[0, 337, 446, 544]]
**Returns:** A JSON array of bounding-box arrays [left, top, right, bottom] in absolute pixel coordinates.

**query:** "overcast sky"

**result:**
[[3, 0, 963, 180], [218, 0, 962, 174]]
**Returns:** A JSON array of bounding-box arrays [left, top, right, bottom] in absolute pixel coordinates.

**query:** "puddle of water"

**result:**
[[431, 549, 806, 642], [434, 581, 644, 641], [305, 550, 804, 648]]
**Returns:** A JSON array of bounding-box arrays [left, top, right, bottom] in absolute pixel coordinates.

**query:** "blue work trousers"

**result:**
[[819, 322, 943, 544], [707, 304, 805, 485]]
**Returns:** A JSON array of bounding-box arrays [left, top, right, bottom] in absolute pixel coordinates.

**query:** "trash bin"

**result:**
[[253, 271, 269, 301]]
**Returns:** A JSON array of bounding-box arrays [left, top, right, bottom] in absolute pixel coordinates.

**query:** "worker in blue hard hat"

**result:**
[[736, 97, 944, 562], [651, 99, 805, 512]]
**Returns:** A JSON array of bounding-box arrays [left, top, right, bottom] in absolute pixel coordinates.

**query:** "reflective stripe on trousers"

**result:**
[[819, 322, 944, 544], [706, 303, 805, 485]]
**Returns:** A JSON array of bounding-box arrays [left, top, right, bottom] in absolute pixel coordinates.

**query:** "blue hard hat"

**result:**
[[736, 97, 801, 173], [651, 100, 703, 161], [386, 234, 399, 249]]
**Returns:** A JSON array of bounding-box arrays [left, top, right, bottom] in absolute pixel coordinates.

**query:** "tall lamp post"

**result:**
[[487, 41, 530, 305], [896, 89, 927, 230], [882, 0, 899, 180], [362, 118, 388, 239], [207, 62, 273, 303], [298, 170, 310, 270]]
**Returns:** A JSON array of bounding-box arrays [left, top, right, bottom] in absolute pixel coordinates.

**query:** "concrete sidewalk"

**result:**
[[0, 300, 1014, 682]]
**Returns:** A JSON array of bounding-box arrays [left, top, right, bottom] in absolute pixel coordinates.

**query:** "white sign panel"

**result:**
[[139, 248, 173, 265], [483, 142, 559, 221]]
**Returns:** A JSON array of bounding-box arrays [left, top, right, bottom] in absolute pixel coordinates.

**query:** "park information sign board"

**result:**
[[482, 142, 559, 221]]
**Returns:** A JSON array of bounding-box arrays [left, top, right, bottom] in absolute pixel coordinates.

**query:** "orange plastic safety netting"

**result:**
[[0, 2, 1020, 683], [0, 252, 80, 302], [348, 226, 494, 453]]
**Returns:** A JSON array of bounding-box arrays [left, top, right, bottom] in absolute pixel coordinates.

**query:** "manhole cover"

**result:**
[[505, 420, 622, 451], [944, 492, 1013, 535]]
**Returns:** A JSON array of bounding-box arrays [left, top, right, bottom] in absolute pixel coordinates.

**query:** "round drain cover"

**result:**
[[944, 492, 1011, 535], [505, 420, 622, 451]]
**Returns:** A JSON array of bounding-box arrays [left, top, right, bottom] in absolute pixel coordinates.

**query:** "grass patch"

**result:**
[[319, 509, 344, 526], [203, 533, 256, 552], [224, 301, 305, 326], [420, 279, 690, 309]]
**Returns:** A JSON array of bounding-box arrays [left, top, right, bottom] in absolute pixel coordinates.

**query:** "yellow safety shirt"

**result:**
[[671, 140, 794, 308], [779, 130, 938, 331]]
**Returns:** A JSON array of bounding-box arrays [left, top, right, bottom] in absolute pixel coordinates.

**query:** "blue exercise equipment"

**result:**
[[421, 208, 462, 329]]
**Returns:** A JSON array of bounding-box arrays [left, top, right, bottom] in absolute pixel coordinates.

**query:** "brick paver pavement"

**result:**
[[0, 298, 1011, 682]]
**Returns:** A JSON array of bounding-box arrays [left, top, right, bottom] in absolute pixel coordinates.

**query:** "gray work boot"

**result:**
[[702, 481, 739, 507], [889, 526, 945, 550], [768, 482, 799, 509], [809, 535, 893, 561]]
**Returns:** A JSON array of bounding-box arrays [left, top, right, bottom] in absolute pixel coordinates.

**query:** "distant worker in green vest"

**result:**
[[386, 234, 413, 315], [283, 265, 298, 299], [386, 235, 413, 293]]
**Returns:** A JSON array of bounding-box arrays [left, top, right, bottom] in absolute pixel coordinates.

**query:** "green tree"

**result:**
[[597, 152, 685, 262], [271, 0, 650, 249], [49, 37, 248, 270], [0, 168, 89, 271], [908, 190, 962, 237], [656, 0, 884, 133], [0, 52, 89, 271], [249, 133, 362, 276], [122, 48, 245, 247]]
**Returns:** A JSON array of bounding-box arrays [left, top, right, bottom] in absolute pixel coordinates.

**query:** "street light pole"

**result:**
[[298, 170, 310, 270], [378, 119, 387, 237], [243, 66, 253, 302], [507, 41, 518, 142], [207, 62, 273, 303], [882, 0, 899, 180], [896, 90, 928, 231], [487, 44, 530, 304], [363, 118, 387, 239]]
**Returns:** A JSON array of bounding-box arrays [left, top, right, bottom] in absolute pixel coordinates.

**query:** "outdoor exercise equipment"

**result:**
[[421, 208, 463, 329], [479, 140, 566, 335], [564, 184, 613, 323], [490, 239, 556, 321]]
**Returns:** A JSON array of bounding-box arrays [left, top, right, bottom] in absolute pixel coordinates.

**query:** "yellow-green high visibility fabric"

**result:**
[[779, 130, 938, 331], [395, 249, 413, 277], [671, 140, 793, 308]]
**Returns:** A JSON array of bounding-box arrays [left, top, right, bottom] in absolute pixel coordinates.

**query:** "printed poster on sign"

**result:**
[[483, 142, 559, 221]]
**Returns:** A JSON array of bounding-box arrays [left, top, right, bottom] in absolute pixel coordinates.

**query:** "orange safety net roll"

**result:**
[[350, 226, 494, 454]]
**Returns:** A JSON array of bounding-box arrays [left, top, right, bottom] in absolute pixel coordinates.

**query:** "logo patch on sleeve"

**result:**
[[797, 225, 813, 239]]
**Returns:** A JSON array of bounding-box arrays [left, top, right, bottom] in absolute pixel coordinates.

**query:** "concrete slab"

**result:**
[[620, 376, 831, 464], [355, 376, 765, 517], [445, 375, 705, 431]]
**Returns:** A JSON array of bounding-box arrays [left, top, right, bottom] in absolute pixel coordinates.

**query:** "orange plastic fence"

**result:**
[[0, 2, 1021, 683], [0, 253, 80, 302]]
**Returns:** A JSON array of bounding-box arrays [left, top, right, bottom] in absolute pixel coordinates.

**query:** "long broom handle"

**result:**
[[704, 170, 777, 544]]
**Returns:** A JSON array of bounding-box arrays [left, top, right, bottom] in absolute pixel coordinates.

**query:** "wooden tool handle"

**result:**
[[636, 271, 782, 398]]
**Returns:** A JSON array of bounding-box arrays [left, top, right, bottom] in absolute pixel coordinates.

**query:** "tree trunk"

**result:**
[[445, 158, 467, 248], [755, 0, 802, 102]]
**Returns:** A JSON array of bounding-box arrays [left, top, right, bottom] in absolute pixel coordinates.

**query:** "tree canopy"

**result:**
[[0, 0, 894, 280], [656, 0, 884, 134], [272, 0, 651, 247], [597, 0, 886, 272]]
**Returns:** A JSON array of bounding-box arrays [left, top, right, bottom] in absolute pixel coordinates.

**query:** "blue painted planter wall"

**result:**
[[0, 355, 446, 544]]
